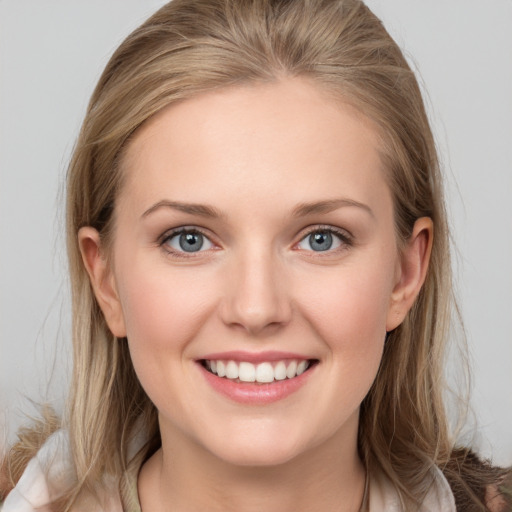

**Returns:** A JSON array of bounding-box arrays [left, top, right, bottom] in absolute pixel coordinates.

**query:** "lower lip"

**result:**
[[199, 363, 316, 404]]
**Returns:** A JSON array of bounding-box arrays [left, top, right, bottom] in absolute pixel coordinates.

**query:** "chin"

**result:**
[[203, 425, 316, 468], [214, 443, 303, 468]]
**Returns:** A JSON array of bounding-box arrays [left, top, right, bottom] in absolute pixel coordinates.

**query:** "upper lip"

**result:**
[[198, 350, 315, 364]]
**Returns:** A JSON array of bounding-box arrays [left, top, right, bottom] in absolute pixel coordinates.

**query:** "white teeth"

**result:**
[[205, 358, 312, 383], [296, 360, 307, 375], [226, 361, 239, 379], [255, 362, 274, 383], [286, 360, 297, 379], [216, 360, 226, 377], [274, 361, 287, 381], [239, 362, 256, 382]]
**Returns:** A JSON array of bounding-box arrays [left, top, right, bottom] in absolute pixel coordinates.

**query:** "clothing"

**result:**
[[3, 430, 457, 511]]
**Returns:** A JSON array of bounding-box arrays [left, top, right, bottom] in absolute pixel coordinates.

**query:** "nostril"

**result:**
[[218, 267, 292, 334]]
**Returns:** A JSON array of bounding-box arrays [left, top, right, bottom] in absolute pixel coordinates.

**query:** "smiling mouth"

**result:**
[[201, 359, 318, 384]]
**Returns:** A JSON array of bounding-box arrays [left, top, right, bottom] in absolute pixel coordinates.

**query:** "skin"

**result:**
[[79, 78, 432, 512]]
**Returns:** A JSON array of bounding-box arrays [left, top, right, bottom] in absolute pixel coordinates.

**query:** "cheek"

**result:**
[[303, 269, 391, 329], [114, 258, 217, 366], [113, 260, 223, 417], [295, 256, 394, 365]]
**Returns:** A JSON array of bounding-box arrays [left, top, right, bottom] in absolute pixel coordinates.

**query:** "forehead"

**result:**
[[119, 77, 390, 216]]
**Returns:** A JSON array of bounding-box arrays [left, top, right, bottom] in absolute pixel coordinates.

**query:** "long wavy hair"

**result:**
[[3, 1, 510, 510]]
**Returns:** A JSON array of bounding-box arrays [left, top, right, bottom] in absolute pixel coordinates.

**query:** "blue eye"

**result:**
[[164, 230, 213, 253], [297, 229, 346, 252]]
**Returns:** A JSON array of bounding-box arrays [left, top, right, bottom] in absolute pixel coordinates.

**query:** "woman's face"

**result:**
[[89, 78, 424, 467]]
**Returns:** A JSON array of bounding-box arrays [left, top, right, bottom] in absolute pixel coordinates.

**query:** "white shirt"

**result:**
[[2, 430, 457, 511]]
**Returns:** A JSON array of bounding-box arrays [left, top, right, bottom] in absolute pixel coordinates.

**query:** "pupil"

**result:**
[[179, 232, 203, 252], [310, 231, 332, 251]]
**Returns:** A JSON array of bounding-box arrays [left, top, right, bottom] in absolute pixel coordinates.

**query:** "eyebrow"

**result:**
[[292, 198, 374, 218], [141, 197, 374, 221], [141, 200, 223, 219]]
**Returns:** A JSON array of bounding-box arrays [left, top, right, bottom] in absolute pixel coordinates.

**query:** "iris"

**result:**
[[309, 231, 333, 251]]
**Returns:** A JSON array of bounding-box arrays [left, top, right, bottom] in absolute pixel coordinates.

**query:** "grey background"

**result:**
[[1, 1, 511, 465]]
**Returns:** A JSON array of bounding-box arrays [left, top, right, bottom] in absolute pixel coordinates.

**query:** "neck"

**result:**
[[139, 415, 366, 512]]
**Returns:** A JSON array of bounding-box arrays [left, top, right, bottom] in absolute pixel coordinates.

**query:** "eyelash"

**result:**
[[159, 227, 215, 258], [158, 225, 353, 258], [295, 225, 353, 254]]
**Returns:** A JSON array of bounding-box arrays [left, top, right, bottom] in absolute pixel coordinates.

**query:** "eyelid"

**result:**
[[159, 226, 218, 256], [157, 224, 353, 257], [294, 225, 353, 252]]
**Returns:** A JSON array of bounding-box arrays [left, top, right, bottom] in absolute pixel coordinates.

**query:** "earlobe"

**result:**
[[386, 217, 433, 332], [78, 227, 127, 338]]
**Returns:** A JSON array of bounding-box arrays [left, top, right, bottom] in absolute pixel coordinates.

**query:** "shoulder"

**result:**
[[444, 448, 512, 511], [369, 466, 456, 512], [485, 481, 512, 512], [2, 430, 73, 511], [2, 429, 126, 512]]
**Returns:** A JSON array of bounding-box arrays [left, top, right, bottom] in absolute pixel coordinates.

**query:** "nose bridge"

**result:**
[[221, 241, 291, 334]]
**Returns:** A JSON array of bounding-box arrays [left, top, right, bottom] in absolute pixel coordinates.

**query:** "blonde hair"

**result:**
[[4, 0, 509, 510]]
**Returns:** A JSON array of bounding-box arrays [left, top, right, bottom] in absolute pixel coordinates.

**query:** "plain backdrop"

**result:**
[[1, 1, 511, 465]]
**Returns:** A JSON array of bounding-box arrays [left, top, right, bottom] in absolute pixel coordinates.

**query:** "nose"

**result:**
[[219, 249, 292, 336]]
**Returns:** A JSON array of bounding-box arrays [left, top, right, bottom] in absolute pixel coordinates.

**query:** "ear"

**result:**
[[78, 227, 127, 338], [386, 217, 433, 332]]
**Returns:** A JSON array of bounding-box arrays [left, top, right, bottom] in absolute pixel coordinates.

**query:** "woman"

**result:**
[[2, 0, 510, 510]]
